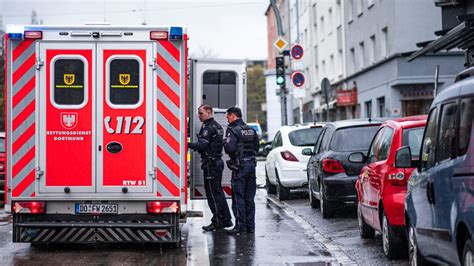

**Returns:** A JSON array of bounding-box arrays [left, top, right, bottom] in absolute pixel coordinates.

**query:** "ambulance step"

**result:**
[[16, 222, 174, 229]]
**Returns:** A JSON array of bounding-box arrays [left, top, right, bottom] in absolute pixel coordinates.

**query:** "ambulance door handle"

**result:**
[[149, 58, 157, 70]]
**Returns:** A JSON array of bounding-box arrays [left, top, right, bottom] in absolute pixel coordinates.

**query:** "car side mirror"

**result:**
[[264, 145, 272, 152], [302, 148, 313, 156], [395, 146, 413, 168], [348, 152, 366, 163]]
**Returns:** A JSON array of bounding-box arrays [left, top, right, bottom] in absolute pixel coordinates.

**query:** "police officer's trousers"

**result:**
[[230, 161, 257, 231], [203, 159, 232, 226]]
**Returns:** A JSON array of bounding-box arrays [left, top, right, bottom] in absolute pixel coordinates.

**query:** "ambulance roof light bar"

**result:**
[[150, 27, 182, 41]]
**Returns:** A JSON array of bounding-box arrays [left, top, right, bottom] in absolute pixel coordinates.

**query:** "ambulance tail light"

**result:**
[[147, 201, 179, 214], [24, 31, 43, 39], [150, 31, 168, 40], [13, 201, 46, 214]]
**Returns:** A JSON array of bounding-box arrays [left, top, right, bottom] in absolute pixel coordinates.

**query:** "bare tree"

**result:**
[[31, 10, 40, 25]]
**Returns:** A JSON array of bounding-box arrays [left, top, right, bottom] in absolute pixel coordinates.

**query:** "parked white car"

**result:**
[[265, 123, 324, 200]]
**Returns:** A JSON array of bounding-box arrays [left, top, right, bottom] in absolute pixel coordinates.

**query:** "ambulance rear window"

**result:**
[[109, 59, 140, 105], [54, 59, 85, 105]]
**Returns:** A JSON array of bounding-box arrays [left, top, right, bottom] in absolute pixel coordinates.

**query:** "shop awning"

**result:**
[[407, 18, 474, 62]]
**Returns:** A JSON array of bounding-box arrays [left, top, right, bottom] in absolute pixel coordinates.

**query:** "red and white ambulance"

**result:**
[[4, 24, 188, 244]]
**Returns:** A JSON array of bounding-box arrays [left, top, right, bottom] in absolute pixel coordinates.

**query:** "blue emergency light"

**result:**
[[169, 27, 183, 40], [8, 33, 23, 40]]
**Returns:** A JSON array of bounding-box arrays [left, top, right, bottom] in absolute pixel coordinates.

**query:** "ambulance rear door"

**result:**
[[189, 59, 247, 199], [96, 42, 154, 193]]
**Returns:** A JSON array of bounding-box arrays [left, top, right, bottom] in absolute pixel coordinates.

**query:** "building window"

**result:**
[[368, 0, 375, 9], [348, 0, 354, 22], [365, 100, 372, 118], [350, 47, 356, 73], [328, 8, 333, 35], [357, 0, 363, 16], [338, 49, 343, 76], [322, 60, 326, 78], [320, 16, 325, 37], [381, 27, 388, 57], [370, 35, 376, 64], [312, 3, 318, 26], [359, 41, 365, 69], [330, 54, 335, 79], [377, 97, 385, 117]]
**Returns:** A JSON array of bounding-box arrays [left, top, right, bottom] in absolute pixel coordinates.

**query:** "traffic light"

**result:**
[[276, 56, 285, 86]]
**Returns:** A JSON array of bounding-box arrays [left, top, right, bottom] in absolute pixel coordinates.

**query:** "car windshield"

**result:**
[[288, 127, 323, 147], [403, 127, 424, 158], [0, 138, 4, 153], [330, 125, 380, 152]]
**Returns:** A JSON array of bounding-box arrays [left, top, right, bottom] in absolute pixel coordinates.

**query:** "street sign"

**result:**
[[273, 36, 288, 52], [292, 61, 303, 71], [321, 78, 331, 97], [291, 72, 305, 87], [291, 44, 304, 60]]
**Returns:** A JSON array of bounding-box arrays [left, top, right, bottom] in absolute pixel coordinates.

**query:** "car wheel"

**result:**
[[382, 211, 407, 259], [463, 239, 474, 266], [308, 180, 319, 208], [358, 203, 375, 239], [408, 223, 427, 265], [319, 182, 333, 218], [265, 170, 276, 194], [276, 170, 290, 201]]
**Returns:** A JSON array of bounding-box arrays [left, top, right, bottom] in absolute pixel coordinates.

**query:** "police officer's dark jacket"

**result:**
[[188, 117, 224, 159], [224, 118, 259, 160]]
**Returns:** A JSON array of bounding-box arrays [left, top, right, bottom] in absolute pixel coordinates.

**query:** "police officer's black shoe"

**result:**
[[225, 227, 246, 236], [222, 221, 233, 228], [202, 223, 218, 232]]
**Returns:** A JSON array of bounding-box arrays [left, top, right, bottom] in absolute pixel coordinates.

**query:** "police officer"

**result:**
[[223, 107, 259, 235], [188, 104, 233, 232]]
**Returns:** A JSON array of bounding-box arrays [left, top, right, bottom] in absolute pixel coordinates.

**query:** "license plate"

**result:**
[[75, 203, 118, 214]]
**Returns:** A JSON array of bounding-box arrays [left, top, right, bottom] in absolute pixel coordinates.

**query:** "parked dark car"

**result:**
[[303, 119, 384, 218], [405, 69, 474, 265]]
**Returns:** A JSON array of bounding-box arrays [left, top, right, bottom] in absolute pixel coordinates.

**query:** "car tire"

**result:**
[[265, 170, 276, 194], [408, 222, 427, 265], [276, 171, 290, 201], [463, 238, 473, 266], [308, 180, 319, 209], [319, 182, 333, 218], [358, 203, 375, 239], [382, 211, 407, 260]]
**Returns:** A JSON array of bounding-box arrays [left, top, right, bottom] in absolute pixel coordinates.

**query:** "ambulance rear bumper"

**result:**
[[13, 213, 180, 244]]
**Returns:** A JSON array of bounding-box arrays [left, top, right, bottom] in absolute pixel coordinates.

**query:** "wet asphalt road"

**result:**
[[0, 160, 406, 265]]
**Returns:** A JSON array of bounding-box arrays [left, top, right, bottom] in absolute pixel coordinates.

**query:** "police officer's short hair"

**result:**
[[226, 107, 242, 118], [199, 104, 213, 114]]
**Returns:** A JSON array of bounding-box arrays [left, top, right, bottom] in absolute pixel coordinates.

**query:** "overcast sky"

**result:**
[[0, 0, 269, 60]]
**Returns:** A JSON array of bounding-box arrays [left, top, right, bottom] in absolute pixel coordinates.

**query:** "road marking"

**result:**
[[266, 194, 356, 265]]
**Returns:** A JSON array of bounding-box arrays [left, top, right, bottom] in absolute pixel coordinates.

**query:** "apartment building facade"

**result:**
[[267, 0, 465, 126]]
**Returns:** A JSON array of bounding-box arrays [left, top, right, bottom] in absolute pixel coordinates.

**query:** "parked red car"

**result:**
[[351, 115, 427, 259]]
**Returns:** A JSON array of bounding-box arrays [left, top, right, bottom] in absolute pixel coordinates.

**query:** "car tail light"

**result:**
[[280, 151, 299, 161], [13, 201, 46, 214], [147, 201, 179, 214], [387, 167, 407, 186], [322, 158, 345, 174]]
